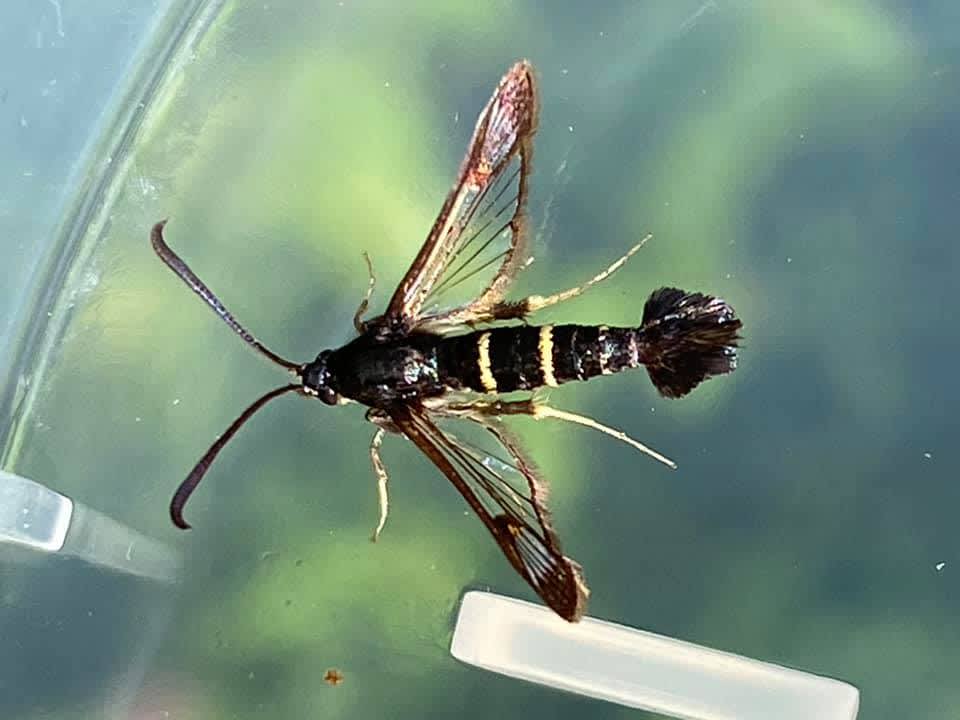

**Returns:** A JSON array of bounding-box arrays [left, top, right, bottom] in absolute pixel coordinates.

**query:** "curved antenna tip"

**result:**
[[170, 504, 192, 531]]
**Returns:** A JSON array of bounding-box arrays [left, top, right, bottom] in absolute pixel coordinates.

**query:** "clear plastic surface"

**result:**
[[1, 2, 957, 719], [0, 468, 73, 552]]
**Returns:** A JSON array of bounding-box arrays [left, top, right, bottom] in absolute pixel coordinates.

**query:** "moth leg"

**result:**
[[489, 235, 652, 322], [353, 251, 377, 333], [414, 237, 652, 331], [369, 427, 390, 542], [432, 393, 676, 469], [366, 408, 401, 542], [530, 402, 676, 469]]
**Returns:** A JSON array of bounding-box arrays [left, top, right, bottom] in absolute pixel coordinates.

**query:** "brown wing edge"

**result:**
[[380, 60, 539, 333], [390, 404, 588, 622]]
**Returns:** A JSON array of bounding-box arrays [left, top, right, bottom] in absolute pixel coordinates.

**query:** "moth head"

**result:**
[[301, 350, 339, 405]]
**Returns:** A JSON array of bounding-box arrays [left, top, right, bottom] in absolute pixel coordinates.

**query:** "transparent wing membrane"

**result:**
[[391, 405, 587, 621], [424, 156, 525, 313]]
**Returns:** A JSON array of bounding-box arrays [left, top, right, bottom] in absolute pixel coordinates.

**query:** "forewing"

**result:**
[[390, 404, 588, 622], [383, 61, 537, 332]]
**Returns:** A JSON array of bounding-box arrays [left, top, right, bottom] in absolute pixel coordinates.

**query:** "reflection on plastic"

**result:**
[[0, 469, 180, 582], [451, 591, 860, 720], [0, 469, 72, 551]]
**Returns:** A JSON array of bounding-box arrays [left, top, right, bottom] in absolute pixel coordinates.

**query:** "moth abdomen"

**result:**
[[435, 323, 641, 394], [435, 289, 740, 398]]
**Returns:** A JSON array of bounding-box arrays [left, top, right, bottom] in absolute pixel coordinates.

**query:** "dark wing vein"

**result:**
[[391, 404, 588, 622], [381, 61, 537, 333]]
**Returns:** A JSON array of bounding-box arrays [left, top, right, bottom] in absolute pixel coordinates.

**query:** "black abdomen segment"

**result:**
[[437, 324, 642, 394]]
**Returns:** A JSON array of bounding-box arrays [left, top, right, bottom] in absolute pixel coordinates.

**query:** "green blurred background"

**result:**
[[2, 1, 959, 718]]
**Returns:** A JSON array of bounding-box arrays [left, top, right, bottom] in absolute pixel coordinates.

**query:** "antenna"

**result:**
[[150, 220, 300, 372], [170, 383, 303, 529]]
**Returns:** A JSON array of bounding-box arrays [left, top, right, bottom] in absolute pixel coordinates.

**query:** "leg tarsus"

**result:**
[[353, 251, 377, 334]]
